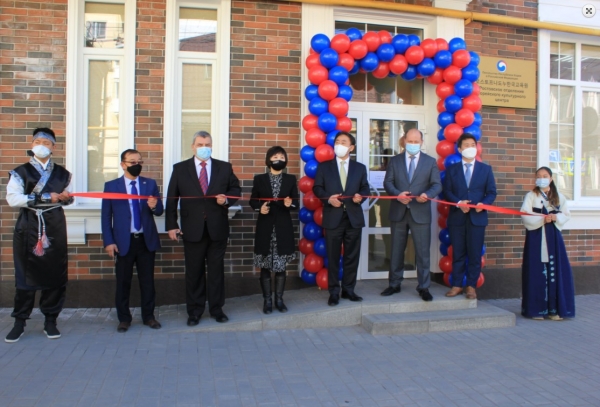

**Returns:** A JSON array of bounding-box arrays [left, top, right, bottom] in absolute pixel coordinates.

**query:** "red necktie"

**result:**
[[199, 161, 208, 194]]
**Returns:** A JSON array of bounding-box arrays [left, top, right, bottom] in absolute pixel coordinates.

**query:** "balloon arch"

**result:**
[[298, 29, 486, 289]]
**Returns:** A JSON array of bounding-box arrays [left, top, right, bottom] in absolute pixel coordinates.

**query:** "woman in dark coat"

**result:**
[[250, 146, 299, 314]]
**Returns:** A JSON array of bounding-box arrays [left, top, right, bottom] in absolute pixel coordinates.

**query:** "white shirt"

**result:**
[[462, 159, 476, 175], [336, 156, 350, 179], [194, 156, 212, 182], [405, 151, 420, 173], [124, 176, 143, 233], [6, 157, 72, 208]]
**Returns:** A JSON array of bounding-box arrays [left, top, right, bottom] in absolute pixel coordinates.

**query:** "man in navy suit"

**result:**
[[101, 149, 164, 332], [443, 133, 497, 299], [313, 132, 370, 306]]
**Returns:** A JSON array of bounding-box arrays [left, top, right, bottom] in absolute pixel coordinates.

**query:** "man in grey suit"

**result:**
[[382, 129, 442, 301]]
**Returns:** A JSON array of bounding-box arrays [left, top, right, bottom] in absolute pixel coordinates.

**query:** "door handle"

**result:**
[[366, 180, 380, 210]]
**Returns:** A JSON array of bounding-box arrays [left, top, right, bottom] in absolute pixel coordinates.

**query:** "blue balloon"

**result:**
[[318, 113, 337, 133], [326, 130, 338, 147], [437, 128, 446, 141], [301, 269, 317, 285], [417, 58, 435, 77], [444, 153, 462, 169], [437, 112, 455, 128], [304, 159, 319, 179], [407, 34, 421, 46], [300, 145, 315, 163], [349, 61, 360, 75], [444, 95, 463, 113], [454, 79, 473, 98], [309, 97, 328, 116], [338, 266, 344, 280], [319, 48, 339, 69], [439, 228, 451, 245], [346, 28, 362, 41], [299, 207, 314, 224], [391, 34, 409, 54], [473, 112, 482, 127], [461, 66, 480, 82], [448, 37, 466, 53], [434, 50, 452, 69], [311, 33, 330, 53], [304, 84, 318, 101], [387, 72, 398, 78], [314, 237, 327, 257], [360, 52, 379, 72], [469, 51, 480, 66], [339, 256, 344, 268], [303, 222, 323, 241], [463, 125, 481, 141], [454, 143, 460, 155], [449, 274, 467, 287], [376, 43, 395, 63], [400, 65, 418, 81], [481, 244, 486, 256], [440, 170, 446, 184], [338, 85, 353, 101], [323, 256, 329, 268], [440, 243, 449, 257], [329, 66, 349, 85]]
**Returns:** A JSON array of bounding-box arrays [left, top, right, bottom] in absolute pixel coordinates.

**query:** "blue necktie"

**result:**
[[408, 155, 415, 182], [130, 180, 141, 231], [465, 163, 472, 187]]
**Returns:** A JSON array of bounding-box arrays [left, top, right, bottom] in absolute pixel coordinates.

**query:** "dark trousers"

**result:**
[[448, 221, 486, 288], [115, 234, 156, 323], [12, 285, 66, 322], [325, 212, 361, 297], [183, 224, 227, 317]]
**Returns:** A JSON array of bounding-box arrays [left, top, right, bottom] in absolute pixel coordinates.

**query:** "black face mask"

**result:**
[[127, 164, 142, 177], [270, 160, 287, 171]]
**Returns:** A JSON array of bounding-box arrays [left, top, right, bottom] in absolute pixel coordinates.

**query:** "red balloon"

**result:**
[[455, 108, 475, 127], [331, 33, 351, 54], [299, 238, 314, 255], [328, 98, 349, 118], [435, 38, 449, 51], [308, 66, 329, 85], [309, 48, 316, 55], [437, 202, 450, 217], [362, 31, 381, 52], [372, 62, 390, 79], [348, 40, 368, 60], [436, 140, 455, 157], [314, 206, 323, 226], [439, 256, 453, 273], [337, 116, 352, 132], [337, 53, 355, 71], [463, 95, 482, 112], [304, 253, 324, 273], [476, 156, 483, 163], [436, 156, 445, 171], [436, 82, 454, 99], [305, 53, 321, 70], [405, 45, 425, 65], [303, 191, 322, 210], [427, 68, 444, 85], [472, 82, 481, 96], [443, 66, 462, 85], [448, 245, 453, 258], [378, 30, 392, 44], [452, 49, 471, 68], [318, 80, 339, 101], [444, 123, 463, 143], [421, 38, 438, 58], [476, 142, 483, 157], [316, 268, 328, 289], [315, 144, 335, 163], [437, 216, 447, 229], [298, 176, 315, 194], [302, 114, 318, 131], [477, 271, 485, 288], [443, 273, 451, 287], [389, 55, 408, 75], [436, 99, 446, 113], [305, 128, 326, 148]]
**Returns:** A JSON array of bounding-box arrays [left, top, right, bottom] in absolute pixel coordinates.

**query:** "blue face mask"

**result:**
[[405, 143, 421, 156], [536, 178, 550, 189], [196, 147, 212, 161]]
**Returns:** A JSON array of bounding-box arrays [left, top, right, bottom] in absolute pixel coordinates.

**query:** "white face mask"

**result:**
[[536, 178, 551, 189], [461, 147, 477, 159], [32, 145, 51, 159], [334, 144, 350, 158]]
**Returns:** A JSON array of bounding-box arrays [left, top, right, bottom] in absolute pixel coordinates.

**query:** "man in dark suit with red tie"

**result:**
[[313, 132, 370, 306], [166, 131, 241, 325]]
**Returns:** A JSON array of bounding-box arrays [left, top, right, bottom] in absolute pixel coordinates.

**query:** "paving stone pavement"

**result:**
[[1, 291, 599, 407]]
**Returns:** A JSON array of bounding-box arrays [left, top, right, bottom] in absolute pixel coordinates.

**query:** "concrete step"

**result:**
[[362, 301, 516, 336]]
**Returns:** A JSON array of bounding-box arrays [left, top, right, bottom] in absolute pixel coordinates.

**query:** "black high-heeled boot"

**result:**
[[274, 273, 288, 313], [260, 268, 272, 314]]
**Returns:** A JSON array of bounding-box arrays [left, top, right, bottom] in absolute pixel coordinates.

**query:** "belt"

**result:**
[[132, 232, 143, 238]]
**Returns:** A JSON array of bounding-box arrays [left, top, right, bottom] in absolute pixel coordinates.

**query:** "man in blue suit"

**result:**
[[443, 134, 497, 299], [101, 149, 164, 332], [313, 132, 370, 306]]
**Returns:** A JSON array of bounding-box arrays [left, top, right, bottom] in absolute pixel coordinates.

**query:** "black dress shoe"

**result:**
[[117, 322, 131, 333], [418, 288, 433, 302], [380, 286, 401, 296], [341, 292, 363, 302], [211, 313, 229, 323], [328, 295, 339, 306], [187, 316, 200, 326], [144, 319, 162, 329]]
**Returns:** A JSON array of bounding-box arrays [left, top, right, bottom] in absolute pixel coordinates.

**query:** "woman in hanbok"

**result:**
[[520, 166, 575, 320], [250, 146, 299, 314]]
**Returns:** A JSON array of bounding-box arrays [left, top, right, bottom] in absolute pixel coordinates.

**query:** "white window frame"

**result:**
[[163, 0, 231, 195], [538, 30, 600, 229]]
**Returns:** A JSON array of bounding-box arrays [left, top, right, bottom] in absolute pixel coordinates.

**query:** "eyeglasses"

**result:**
[[123, 161, 144, 165]]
